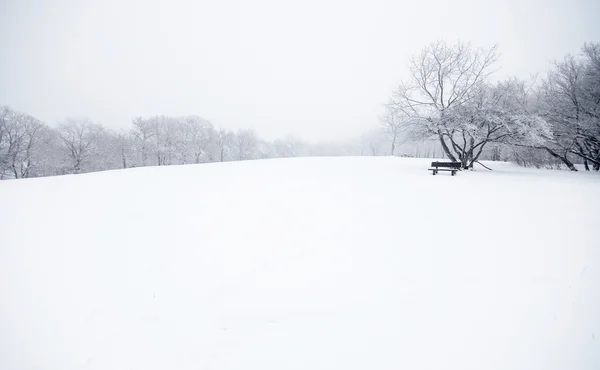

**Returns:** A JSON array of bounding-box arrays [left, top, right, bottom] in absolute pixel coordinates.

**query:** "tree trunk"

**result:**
[[141, 146, 147, 166], [592, 149, 600, 171], [469, 142, 489, 169], [12, 163, 19, 179], [492, 146, 501, 161], [576, 142, 590, 171], [21, 160, 30, 178], [438, 133, 456, 161], [464, 147, 476, 169], [461, 156, 469, 169], [9, 149, 19, 178], [543, 147, 577, 171]]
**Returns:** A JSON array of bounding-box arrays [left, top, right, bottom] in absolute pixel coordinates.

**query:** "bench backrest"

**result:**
[[431, 161, 461, 168]]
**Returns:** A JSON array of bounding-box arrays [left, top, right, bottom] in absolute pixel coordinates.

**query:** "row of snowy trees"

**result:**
[[0, 101, 518, 180], [2, 41, 597, 178], [383, 41, 600, 170], [0, 108, 399, 179]]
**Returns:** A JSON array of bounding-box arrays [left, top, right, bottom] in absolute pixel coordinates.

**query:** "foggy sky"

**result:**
[[1, 0, 599, 141]]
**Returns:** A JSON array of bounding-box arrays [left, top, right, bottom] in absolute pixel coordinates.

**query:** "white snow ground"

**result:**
[[1, 157, 599, 370]]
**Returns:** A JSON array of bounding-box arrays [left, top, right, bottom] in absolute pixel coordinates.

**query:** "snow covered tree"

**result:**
[[113, 130, 134, 169], [388, 42, 556, 169], [57, 118, 104, 174], [131, 117, 155, 167], [212, 129, 233, 162], [13, 115, 47, 178], [256, 139, 276, 159], [28, 126, 63, 177], [182, 115, 214, 163], [440, 79, 551, 168], [0, 106, 31, 178], [380, 108, 406, 155], [576, 43, 600, 169], [151, 116, 178, 166], [535, 43, 600, 171], [389, 41, 499, 167], [0, 106, 56, 178], [87, 128, 128, 172], [233, 129, 258, 160]]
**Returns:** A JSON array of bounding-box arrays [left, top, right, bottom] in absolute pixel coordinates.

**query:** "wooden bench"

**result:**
[[429, 161, 461, 176]]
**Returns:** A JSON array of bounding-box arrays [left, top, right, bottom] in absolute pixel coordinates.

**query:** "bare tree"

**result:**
[[380, 108, 406, 155], [183, 116, 214, 163], [151, 116, 168, 166], [569, 43, 600, 169], [16, 115, 45, 178], [389, 41, 499, 166], [29, 126, 63, 177], [0, 107, 9, 174], [58, 118, 102, 174], [0, 107, 26, 178], [535, 43, 600, 171], [131, 117, 155, 166], [113, 130, 133, 169], [234, 129, 258, 160], [0, 107, 50, 178], [444, 79, 551, 169], [214, 129, 232, 162]]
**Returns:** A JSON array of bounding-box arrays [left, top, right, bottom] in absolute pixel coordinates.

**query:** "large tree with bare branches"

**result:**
[[389, 41, 499, 167], [389, 41, 553, 169], [536, 43, 600, 171]]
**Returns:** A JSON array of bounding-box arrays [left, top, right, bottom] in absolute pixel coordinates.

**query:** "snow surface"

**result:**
[[1, 157, 599, 370]]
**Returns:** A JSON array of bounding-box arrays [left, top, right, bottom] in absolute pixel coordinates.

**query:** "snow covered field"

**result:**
[[1, 157, 599, 370]]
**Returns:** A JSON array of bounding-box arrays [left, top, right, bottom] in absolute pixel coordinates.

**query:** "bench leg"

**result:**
[[451, 170, 456, 176]]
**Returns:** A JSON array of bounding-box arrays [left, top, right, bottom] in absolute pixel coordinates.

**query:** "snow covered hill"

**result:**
[[1, 157, 599, 370]]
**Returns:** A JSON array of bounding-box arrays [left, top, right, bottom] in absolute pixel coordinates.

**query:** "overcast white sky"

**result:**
[[1, 0, 598, 141]]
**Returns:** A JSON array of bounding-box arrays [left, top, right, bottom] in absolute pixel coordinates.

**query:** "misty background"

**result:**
[[2, 0, 598, 141]]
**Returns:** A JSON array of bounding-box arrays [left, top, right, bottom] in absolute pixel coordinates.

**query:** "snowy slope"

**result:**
[[1, 157, 599, 370]]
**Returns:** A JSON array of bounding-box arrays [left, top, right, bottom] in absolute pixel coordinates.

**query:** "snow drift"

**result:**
[[1, 157, 599, 370]]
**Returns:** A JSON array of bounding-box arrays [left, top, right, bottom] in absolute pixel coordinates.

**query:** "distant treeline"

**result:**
[[2, 41, 598, 179]]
